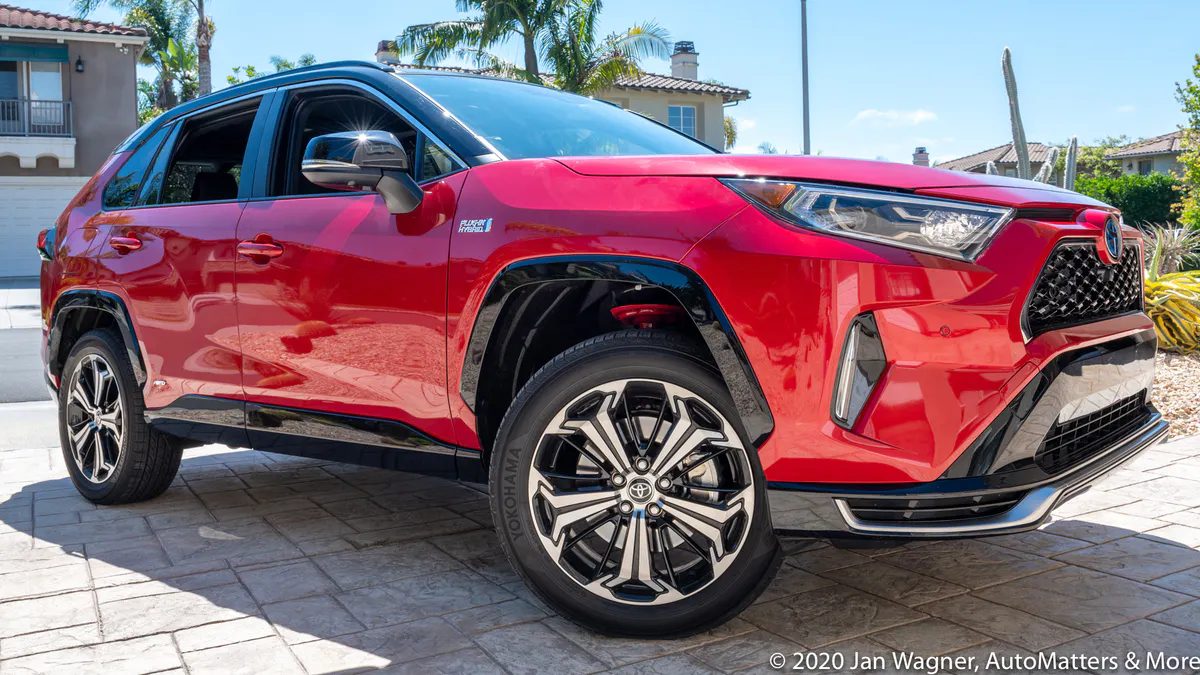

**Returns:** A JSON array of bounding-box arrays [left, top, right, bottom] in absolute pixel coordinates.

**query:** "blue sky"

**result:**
[[38, 0, 1200, 163]]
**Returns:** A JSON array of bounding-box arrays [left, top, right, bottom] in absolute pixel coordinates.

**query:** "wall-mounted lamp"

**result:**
[[75, 56, 84, 73]]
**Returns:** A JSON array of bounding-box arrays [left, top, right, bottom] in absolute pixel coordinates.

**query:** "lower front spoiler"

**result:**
[[767, 414, 1169, 538]]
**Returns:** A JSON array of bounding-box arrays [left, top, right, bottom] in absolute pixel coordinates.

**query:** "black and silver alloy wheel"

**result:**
[[65, 353, 124, 483], [528, 379, 755, 605], [59, 328, 182, 504], [491, 330, 780, 637]]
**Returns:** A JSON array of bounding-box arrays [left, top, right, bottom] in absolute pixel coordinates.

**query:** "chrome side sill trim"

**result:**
[[833, 417, 1169, 536]]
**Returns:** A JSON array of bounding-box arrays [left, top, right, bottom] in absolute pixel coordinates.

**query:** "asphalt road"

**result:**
[[0, 328, 49, 404]]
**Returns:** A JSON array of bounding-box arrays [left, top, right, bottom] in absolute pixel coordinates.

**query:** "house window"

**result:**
[[668, 104, 696, 137], [1138, 159, 1152, 175], [1003, 168, 1017, 177], [0, 62, 17, 99]]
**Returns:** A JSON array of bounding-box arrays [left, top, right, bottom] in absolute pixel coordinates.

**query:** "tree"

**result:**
[[395, 0, 669, 94], [227, 54, 317, 85], [542, 0, 669, 95], [1060, 135, 1129, 181], [395, 0, 562, 83], [757, 142, 778, 155], [195, 0, 211, 96], [723, 117, 737, 151], [1176, 53, 1200, 229], [158, 38, 197, 103]]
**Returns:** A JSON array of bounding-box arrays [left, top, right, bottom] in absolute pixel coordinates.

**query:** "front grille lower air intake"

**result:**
[[1035, 392, 1151, 475], [1024, 239, 1142, 337], [842, 490, 1028, 524]]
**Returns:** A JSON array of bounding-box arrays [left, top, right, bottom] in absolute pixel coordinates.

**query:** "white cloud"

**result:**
[[1115, 104, 1136, 114], [851, 108, 938, 127], [738, 118, 758, 130]]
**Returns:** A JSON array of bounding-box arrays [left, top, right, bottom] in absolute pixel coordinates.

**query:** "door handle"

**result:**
[[109, 235, 142, 253], [236, 239, 284, 261]]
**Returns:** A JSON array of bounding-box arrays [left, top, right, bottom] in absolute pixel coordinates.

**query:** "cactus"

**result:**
[[1034, 146, 1060, 183], [1002, 47, 1031, 180], [1064, 136, 1078, 190], [985, 161, 998, 175]]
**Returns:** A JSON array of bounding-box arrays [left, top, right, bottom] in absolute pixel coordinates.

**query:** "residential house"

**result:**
[[0, 4, 146, 278], [374, 40, 749, 151], [1106, 131, 1184, 176], [931, 142, 1058, 178]]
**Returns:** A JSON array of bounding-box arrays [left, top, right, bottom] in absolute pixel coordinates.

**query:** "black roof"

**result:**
[[118, 61, 499, 164]]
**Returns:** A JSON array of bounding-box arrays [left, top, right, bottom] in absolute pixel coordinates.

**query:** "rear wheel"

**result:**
[[59, 329, 182, 504], [491, 330, 780, 637]]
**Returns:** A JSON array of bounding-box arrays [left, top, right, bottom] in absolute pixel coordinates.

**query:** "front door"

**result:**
[[233, 85, 467, 469]]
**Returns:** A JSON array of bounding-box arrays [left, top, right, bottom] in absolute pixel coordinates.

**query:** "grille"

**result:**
[[843, 490, 1027, 524], [1025, 240, 1142, 337], [1035, 392, 1150, 474]]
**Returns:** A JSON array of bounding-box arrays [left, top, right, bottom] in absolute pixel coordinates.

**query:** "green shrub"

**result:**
[[1074, 173, 1182, 225]]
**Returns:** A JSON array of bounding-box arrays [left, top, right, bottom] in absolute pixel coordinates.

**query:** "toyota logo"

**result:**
[[628, 479, 653, 502], [1103, 216, 1123, 263]]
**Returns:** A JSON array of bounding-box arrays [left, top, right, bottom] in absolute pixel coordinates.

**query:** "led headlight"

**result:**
[[722, 179, 1014, 261]]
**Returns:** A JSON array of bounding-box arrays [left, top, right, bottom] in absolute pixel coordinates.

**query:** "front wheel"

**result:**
[[490, 330, 780, 637]]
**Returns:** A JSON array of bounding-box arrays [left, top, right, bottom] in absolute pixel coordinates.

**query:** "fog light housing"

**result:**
[[832, 313, 887, 429]]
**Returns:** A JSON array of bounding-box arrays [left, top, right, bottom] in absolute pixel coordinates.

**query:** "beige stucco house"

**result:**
[[0, 4, 146, 277], [374, 40, 749, 151], [1106, 131, 1185, 177]]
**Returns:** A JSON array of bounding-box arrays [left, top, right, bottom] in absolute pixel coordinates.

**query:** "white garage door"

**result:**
[[0, 176, 89, 278]]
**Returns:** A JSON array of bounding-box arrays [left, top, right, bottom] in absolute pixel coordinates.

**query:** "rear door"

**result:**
[[93, 95, 268, 439], [233, 82, 467, 468]]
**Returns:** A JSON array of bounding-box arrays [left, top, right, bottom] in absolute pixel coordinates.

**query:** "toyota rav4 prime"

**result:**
[[39, 61, 1167, 637]]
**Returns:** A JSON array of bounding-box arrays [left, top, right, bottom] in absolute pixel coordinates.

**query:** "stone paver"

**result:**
[[0, 431, 1197, 672]]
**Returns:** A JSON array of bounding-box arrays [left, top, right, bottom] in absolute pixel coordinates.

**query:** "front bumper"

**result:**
[[767, 331, 1168, 538]]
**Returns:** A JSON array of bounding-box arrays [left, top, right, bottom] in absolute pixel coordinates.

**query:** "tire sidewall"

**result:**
[[58, 331, 138, 501], [491, 339, 779, 637]]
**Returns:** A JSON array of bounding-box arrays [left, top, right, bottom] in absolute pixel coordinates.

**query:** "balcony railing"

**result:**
[[0, 99, 73, 137]]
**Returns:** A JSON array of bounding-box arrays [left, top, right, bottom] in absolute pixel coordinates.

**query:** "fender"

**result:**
[[48, 290, 147, 387], [460, 255, 775, 445]]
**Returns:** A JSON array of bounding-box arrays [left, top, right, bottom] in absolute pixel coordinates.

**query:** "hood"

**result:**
[[554, 154, 1083, 194]]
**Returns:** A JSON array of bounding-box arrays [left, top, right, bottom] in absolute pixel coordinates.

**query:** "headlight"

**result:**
[[721, 179, 1014, 261]]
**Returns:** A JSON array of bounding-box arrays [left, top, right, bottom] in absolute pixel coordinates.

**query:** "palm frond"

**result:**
[[576, 54, 640, 95], [606, 20, 670, 62], [395, 19, 485, 65]]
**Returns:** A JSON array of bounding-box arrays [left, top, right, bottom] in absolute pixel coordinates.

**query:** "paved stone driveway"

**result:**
[[2, 431, 1200, 674]]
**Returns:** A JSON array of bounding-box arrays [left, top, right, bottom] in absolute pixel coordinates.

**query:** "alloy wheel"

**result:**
[[65, 353, 124, 483], [527, 379, 755, 605]]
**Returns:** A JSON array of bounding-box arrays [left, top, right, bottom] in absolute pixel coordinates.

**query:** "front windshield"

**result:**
[[401, 73, 716, 160]]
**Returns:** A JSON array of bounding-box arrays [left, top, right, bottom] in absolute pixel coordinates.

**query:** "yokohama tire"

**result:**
[[490, 329, 781, 637]]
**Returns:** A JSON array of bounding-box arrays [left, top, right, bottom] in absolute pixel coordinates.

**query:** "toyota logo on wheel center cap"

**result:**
[[627, 479, 654, 503]]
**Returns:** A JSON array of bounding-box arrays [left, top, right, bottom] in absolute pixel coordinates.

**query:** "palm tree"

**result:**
[[395, 0, 560, 83], [541, 0, 669, 95], [395, 0, 668, 93], [158, 38, 198, 104]]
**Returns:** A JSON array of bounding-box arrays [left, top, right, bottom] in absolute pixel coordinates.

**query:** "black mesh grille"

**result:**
[[1035, 392, 1150, 474], [1025, 240, 1142, 337], [843, 490, 1027, 524]]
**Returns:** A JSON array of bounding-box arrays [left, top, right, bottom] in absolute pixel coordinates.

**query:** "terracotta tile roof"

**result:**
[[936, 142, 1056, 171], [610, 72, 749, 103], [0, 3, 146, 37], [1106, 130, 1184, 159]]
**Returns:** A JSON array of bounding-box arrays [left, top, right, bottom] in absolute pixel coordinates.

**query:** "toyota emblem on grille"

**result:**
[[1103, 216, 1123, 263]]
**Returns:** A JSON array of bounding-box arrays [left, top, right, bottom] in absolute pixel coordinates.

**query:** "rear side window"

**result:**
[[158, 98, 260, 205], [103, 124, 171, 209]]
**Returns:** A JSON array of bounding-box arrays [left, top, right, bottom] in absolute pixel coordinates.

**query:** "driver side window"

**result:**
[[271, 89, 458, 197]]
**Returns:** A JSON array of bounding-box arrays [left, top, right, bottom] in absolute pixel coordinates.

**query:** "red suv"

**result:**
[[40, 61, 1167, 636]]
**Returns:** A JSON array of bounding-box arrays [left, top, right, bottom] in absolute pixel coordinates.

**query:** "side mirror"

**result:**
[[300, 131, 423, 214]]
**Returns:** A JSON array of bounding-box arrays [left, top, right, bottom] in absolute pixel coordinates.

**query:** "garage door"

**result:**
[[0, 176, 88, 278]]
